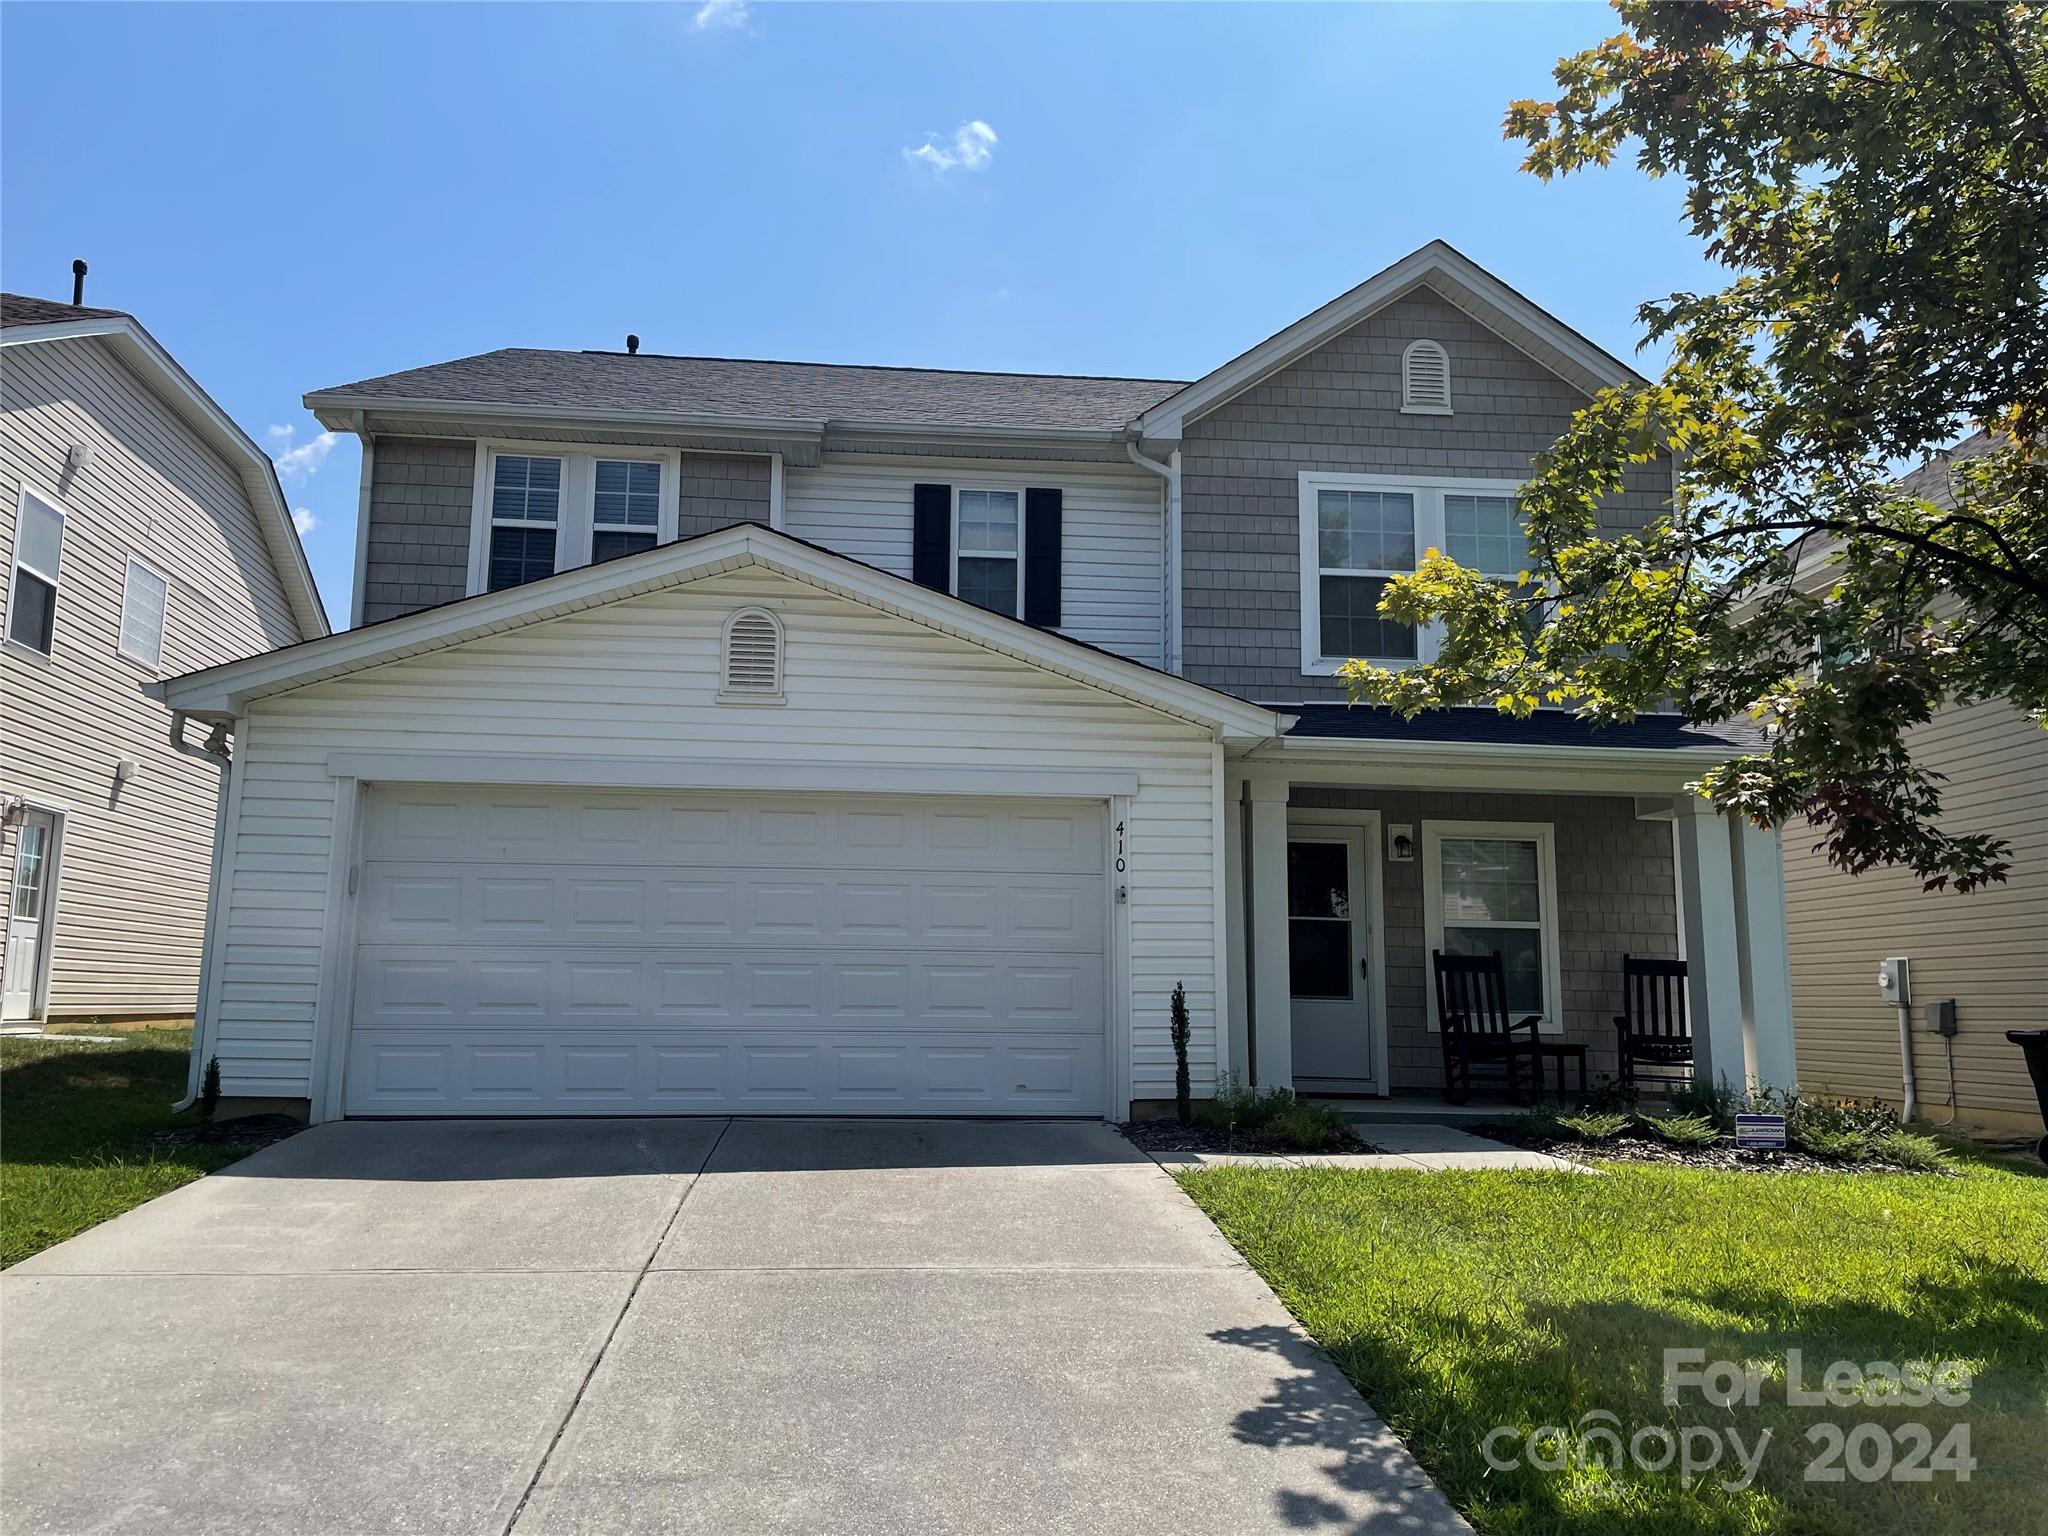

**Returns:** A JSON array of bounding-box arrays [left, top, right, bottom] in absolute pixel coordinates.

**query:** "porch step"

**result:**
[[1316, 1096, 1512, 1127]]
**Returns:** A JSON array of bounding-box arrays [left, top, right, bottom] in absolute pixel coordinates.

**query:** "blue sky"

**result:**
[[2, 1, 1716, 623]]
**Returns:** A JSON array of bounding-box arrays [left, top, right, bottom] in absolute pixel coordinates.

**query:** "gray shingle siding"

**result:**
[[360, 437, 473, 625], [1291, 786, 1680, 1092], [677, 452, 772, 538], [1179, 286, 1671, 700]]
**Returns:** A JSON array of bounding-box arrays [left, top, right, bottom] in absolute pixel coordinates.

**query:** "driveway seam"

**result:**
[[499, 1115, 733, 1536]]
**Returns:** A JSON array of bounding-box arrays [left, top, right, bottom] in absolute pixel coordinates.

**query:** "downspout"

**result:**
[[1125, 439, 1180, 674], [169, 711, 233, 1110]]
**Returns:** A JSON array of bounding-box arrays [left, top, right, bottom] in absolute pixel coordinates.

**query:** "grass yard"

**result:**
[[1, 1028, 255, 1268], [1180, 1156, 2048, 1536]]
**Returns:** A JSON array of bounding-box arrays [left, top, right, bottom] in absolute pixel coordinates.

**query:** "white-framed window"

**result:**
[[118, 558, 169, 670], [1402, 338, 1452, 414], [467, 443, 679, 596], [719, 606, 785, 702], [954, 488, 1021, 618], [1297, 471, 1526, 674], [1422, 820, 1563, 1035], [7, 486, 65, 658]]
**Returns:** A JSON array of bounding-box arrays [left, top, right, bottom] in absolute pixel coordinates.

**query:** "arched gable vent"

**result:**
[[720, 607, 784, 702], [1401, 339, 1452, 414]]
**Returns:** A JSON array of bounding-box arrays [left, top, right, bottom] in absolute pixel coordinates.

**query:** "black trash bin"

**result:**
[[2005, 1029, 2048, 1163]]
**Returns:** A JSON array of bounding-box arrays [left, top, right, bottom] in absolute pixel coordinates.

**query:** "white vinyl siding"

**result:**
[[208, 568, 1219, 1106], [0, 336, 306, 1016], [783, 455, 1167, 667]]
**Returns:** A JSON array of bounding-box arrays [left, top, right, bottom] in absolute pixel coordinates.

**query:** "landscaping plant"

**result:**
[[1170, 981, 1192, 1126]]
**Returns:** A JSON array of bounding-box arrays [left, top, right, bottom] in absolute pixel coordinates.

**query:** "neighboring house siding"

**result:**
[[359, 437, 472, 625], [0, 335, 305, 1016], [1785, 697, 2048, 1123], [675, 452, 772, 538], [1292, 786, 1680, 1092], [209, 568, 1218, 1104], [784, 454, 1167, 668], [1178, 285, 1670, 700]]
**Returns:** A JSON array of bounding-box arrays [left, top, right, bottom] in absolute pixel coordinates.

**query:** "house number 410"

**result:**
[[1115, 820, 1127, 874]]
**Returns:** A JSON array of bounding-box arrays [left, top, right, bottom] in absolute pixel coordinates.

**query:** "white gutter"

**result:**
[[1125, 440, 1181, 674], [167, 712, 232, 1111]]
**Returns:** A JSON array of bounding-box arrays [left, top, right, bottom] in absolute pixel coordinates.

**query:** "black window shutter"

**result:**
[[1024, 488, 1062, 628], [912, 484, 951, 592]]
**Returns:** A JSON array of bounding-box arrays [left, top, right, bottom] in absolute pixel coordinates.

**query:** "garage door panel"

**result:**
[[346, 790, 1108, 1117]]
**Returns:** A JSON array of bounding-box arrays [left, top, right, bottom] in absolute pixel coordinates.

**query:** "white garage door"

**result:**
[[344, 787, 1109, 1116]]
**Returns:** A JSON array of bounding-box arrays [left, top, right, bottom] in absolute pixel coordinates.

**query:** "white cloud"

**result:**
[[269, 424, 338, 482], [905, 120, 997, 175], [291, 507, 318, 535], [693, 0, 747, 30]]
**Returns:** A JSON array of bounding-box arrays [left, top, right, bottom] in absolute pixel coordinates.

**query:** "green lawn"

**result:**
[[1, 1028, 255, 1268], [1179, 1157, 2048, 1536]]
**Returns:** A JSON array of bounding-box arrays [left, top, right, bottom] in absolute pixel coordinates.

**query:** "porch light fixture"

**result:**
[[1388, 825, 1416, 863]]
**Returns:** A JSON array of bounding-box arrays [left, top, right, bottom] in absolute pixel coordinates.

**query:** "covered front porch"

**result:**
[[1222, 710, 1797, 1105]]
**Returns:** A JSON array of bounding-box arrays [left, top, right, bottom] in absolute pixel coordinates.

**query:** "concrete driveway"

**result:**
[[2, 1119, 1466, 1535]]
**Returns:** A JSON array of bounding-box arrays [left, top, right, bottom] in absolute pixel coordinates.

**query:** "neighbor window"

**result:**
[[1422, 821, 1560, 1031], [591, 459, 662, 564], [954, 488, 1020, 617], [118, 558, 169, 670], [486, 454, 562, 592], [7, 488, 65, 656], [1298, 472, 1529, 673]]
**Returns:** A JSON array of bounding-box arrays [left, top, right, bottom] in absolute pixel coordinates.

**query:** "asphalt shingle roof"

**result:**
[[1, 293, 133, 328], [1280, 704, 1767, 752], [314, 348, 1188, 433]]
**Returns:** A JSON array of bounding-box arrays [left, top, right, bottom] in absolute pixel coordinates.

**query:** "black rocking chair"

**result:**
[[1432, 949, 1544, 1105], [1614, 954, 1692, 1094]]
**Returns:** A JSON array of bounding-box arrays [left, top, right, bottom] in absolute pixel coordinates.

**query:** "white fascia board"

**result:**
[[4, 318, 331, 639], [153, 524, 1288, 740], [1136, 241, 1644, 443], [305, 390, 830, 443]]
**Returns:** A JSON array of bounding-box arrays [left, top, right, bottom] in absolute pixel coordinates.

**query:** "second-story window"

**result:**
[[1313, 487, 1418, 662], [1444, 493, 1528, 579], [487, 455, 562, 592], [7, 487, 65, 657], [592, 460, 661, 563], [954, 489, 1020, 617]]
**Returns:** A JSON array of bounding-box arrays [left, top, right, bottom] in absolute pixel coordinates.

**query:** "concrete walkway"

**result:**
[[1, 1118, 1469, 1536], [1148, 1122, 1589, 1172]]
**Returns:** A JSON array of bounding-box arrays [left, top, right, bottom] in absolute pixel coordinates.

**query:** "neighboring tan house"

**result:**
[[1783, 433, 2048, 1136], [156, 242, 1795, 1122], [1, 291, 328, 1026]]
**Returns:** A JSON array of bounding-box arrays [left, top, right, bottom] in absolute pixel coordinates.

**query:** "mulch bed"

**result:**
[[1118, 1119, 1378, 1157], [1475, 1121, 1954, 1176], [151, 1113, 304, 1153]]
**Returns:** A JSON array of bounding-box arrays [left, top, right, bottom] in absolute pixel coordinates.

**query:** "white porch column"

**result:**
[[1732, 818, 1798, 1093], [1672, 799, 1748, 1094], [1246, 778, 1294, 1091], [1223, 773, 1250, 1085]]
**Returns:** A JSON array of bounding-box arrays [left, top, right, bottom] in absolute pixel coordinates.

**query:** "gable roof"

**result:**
[[1136, 241, 1648, 441], [1, 296, 330, 638], [152, 521, 1286, 741], [307, 349, 1185, 438]]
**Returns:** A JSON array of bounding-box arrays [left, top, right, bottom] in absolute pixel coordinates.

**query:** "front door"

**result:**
[[4, 811, 57, 1022], [1287, 825, 1377, 1092]]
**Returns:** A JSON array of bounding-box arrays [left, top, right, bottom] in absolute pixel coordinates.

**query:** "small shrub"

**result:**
[[1504, 1106, 1568, 1141], [197, 1055, 222, 1134], [1867, 1129, 1951, 1171], [1265, 1098, 1350, 1151], [1190, 1098, 1236, 1132], [1668, 1077, 1741, 1130], [1638, 1111, 1720, 1146], [1797, 1125, 1870, 1162], [1555, 1110, 1632, 1141], [1170, 982, 1192, 1127]]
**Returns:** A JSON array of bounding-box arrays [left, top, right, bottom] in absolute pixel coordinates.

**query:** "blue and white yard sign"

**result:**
[[1734, 1113, 1788, 1150]]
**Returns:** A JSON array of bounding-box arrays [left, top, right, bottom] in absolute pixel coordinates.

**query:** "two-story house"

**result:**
[[155, 242, 1795, 1123], [2, 289, 327, 1029]]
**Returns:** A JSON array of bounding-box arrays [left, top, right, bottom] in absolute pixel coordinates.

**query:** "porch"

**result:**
[[1223, 714, 1796, 1106]]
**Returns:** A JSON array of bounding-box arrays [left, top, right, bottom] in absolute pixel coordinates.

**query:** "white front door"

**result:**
[[4, 812, 57, 1022], [1287, 823, 1377, 1092]]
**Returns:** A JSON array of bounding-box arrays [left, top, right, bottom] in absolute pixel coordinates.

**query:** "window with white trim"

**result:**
[[954, 488, 1020, 618], [1402, 338, 1452, 413], [1422, 820, 1562, 1033], [473, 446, 678, 595], [486, 454, 562, 592], [7, 487, 65, 656], [118, 558, 169, 670], [1297, 471, 1528, 673]]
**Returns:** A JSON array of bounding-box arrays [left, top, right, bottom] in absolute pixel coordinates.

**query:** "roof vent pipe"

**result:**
[[626, 334, 640, 355], [71, 259, 87, 306]]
